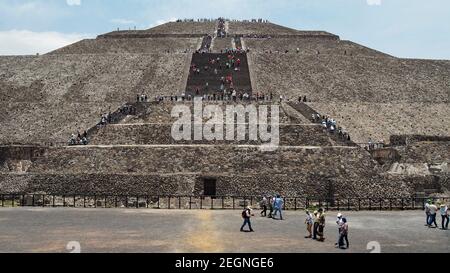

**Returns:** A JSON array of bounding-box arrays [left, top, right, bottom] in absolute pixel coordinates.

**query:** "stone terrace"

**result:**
[[243, 38, 390, 57], [0, 53, 191, 143], [228, 22, 336, 37], [248, 54, 450, 103], [309, 102, 450, 144], [145, 21, 217, 35], [49, 38, 201, 54]]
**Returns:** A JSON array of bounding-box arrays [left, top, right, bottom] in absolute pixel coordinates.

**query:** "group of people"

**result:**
[[425, 200, 449, 230], [240, 197, 350, 250], [136, 94, 148, 102], [304, 210, 349, 249], [367, 138, 385, 151], [176, 18, 216, 23], [312, 113, 351, 142], [240, 195, 285, 232], [68, 130, 88, 146], [217, 18, 226, 38]]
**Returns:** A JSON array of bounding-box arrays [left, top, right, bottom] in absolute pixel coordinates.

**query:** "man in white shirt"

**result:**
[[427, 202, 438, 228]]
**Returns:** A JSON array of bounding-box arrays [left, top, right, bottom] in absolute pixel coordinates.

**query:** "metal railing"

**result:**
[[1, 194, 448, 211]]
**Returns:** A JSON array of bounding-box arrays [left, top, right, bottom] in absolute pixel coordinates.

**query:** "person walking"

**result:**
[[428, 202, 438, 228], [267, 196, 274, 218], [260, 197, 268, 217], [439, 203, 449, 230], [305, 210, 313, 238], [338, 218, 349, 249], [240, 206, 254, 232], [273, 195, 284, 220]]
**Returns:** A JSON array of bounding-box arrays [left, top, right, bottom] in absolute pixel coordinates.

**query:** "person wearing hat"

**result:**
[[335, 213, 344, 246], [304, 210, 314, 238], [240, 206, 255, 232], [312, 210, 319, 240]]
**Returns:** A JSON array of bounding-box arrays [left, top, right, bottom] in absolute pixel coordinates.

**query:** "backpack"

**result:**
[[242, 209, 249, 219]]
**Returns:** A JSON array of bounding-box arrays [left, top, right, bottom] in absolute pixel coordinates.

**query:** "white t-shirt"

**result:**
[[428, 204, 438, 215]]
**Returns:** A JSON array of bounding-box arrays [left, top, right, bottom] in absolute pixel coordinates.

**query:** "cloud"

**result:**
[[66, 0, 81, 6], [148, 17, 178, 28], [366, 0, 382, 5], [110, 18, 137, 25], [0, 30, 92, 55]]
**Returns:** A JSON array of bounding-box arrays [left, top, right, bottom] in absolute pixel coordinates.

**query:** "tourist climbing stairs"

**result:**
[[288, 102, 357, 147]]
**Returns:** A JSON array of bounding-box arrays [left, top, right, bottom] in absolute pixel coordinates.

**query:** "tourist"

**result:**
[[447, 205, 450, 230], [317, 208, 326, 242], [338, 218, 349, 249], [240, 206, 254, 232], [427, 202, 438, 228], [335, 213, 344, 246], [304, 210, 313, 238], [267, 196, 274, 218], [424, 199, 432, 225], [439, 203, 448, 230], [312, 211, 319, 240], [272, 195, 284, 220], [260, 197, 268, 217]]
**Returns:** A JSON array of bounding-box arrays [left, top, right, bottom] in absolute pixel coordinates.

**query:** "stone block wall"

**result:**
[[89, 124, 333, 146]]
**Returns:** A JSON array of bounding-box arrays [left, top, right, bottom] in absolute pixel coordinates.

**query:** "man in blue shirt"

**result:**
[[272, 195, 284, 220]]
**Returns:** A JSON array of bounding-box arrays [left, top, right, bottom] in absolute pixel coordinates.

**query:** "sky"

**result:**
[[0, 0, 449, 59]]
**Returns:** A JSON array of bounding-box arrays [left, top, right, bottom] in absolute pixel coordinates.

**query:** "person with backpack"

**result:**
[[240, 206, 254, 232], [338, 218, 349, 249]]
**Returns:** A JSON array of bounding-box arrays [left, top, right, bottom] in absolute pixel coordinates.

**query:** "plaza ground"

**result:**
[[0, 208, 448, 253]]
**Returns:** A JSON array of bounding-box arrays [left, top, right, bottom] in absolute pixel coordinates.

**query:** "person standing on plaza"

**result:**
[[425, 199, 431, 226], [335, 213, 344, 246], [338, 218, 349, 249], [439, 203, 449, 230], [317, 208, 326, 242], [304, 210, 313, 238], [312, 211, 319, 240]]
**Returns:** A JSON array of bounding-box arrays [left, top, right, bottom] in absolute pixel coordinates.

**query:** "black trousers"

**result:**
[[442, 215, 449, 229], [339, 233, 349, 248], [260, 205, 267, 216], [313, 223, 319, 239]]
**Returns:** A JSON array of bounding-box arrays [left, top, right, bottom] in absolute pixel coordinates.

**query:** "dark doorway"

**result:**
[[203, 178, 217, 196]]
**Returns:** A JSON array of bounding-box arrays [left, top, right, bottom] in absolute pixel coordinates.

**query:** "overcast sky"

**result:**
[[0, 0, 449, 59]]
